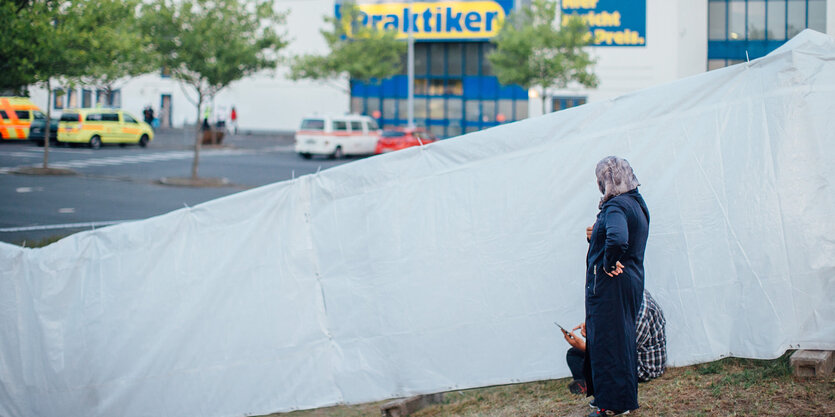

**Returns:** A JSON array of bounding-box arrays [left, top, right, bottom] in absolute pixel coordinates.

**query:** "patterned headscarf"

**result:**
[[595, 156, 640, 208]]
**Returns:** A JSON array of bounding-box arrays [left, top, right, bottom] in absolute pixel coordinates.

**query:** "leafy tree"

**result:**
[[0, 0, 42, 95], [1, 1, 150, 169], [289, 2, 406, 92], [142, 0, 288, 179], [81, 0, 159, 106], [1, 1, 118, 168], [488, 0, 598, 114]]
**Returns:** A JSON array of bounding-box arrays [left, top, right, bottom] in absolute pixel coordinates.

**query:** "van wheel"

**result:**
[[89, 135, 102, 149], [300, 152, 312, 159], [332, 146, 344, 159], [35, 140, 45, 147], [139, 134, 149, 148]]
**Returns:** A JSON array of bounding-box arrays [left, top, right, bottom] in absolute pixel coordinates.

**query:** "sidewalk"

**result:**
[[150, 126, 294, 151]]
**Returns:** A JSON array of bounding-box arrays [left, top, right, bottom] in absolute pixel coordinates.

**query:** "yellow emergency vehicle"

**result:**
[[57, 108, 154, 149], [0, 97, 41, 140]]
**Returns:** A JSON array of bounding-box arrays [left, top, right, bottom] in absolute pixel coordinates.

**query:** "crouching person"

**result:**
[[561, 289, 667, 395]]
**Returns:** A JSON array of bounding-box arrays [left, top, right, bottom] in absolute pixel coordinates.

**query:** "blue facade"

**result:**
[[350, 41, 528, 138], [707, 0, 827, 68]]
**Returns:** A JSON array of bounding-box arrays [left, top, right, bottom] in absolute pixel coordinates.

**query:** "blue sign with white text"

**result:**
[[561, 0, 646, 47]]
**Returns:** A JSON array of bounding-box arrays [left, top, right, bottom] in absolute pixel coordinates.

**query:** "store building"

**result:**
[[29, 0, 835, 136]]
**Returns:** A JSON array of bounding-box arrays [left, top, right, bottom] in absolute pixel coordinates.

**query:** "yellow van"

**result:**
[[0, 97, 41, 140], [58, 108, 154, 149]]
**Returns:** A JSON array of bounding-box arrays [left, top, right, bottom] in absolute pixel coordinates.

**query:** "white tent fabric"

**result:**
[[2, 30, 834, 417]]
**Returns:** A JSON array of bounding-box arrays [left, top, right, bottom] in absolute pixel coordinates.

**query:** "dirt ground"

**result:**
[[272, 352, 834, 417]]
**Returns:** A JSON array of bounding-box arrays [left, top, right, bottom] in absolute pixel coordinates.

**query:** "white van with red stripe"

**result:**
[[294, 114, 380, 159]]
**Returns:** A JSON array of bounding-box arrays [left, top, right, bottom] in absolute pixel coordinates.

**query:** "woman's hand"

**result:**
[[586, 226, 594, 241], [605, 261, 625, 277], [574, 322, 586, 338], [562, 327, 586, 351]]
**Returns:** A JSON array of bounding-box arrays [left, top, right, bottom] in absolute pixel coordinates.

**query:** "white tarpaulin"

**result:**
[[1, 30, 834, 417]]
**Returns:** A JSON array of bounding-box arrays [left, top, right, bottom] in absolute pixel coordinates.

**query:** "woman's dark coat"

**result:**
[[584, 189, 650, 412]]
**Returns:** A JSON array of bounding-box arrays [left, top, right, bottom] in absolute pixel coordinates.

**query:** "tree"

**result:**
[[142, 0, 288, 180], [6, 1, 111, 169], [488, 0, 598, 114], [81, 0, 159, 107], [2, 0, 150, 170], [0, 0, 42, 96], [289, 2, 406, 92]]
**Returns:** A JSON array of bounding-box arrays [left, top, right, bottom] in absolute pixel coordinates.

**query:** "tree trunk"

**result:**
[[191, 93, 202, 179], [42, 79, 51, 169], [541, 94, 547, 116]]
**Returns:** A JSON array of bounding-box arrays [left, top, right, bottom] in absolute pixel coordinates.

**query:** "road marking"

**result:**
[[58, 208, 75, 214], [16, 187, 33, 193], [0, 146, 291, 174], [5, 152, 42, 158], [0, 220, 135, 233]]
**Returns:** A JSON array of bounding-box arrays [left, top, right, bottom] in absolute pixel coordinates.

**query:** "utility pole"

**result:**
[[407, 0, 415, 128]]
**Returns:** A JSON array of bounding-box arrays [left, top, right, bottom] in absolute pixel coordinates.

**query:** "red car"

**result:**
[[374, 127, 437, 154]]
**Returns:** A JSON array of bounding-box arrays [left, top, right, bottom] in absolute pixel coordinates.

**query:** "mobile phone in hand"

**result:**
[[554, 321, 569, 333]]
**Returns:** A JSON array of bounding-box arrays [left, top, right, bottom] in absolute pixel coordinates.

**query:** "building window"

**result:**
[[552, 96, 587, 112], [82, 89, 92, 108], [96, 89, 107, 106], [708, 0, 827, 69], [53, 89, 65, 109], [67, 89, 78, 108], [351, 97, 364, 114], [350, 41, 529, 138], [109, 90, 121, 108]]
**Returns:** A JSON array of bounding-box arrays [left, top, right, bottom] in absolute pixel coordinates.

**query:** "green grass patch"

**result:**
[[267, 350, 834, 417], [16, 234, 70, 248]]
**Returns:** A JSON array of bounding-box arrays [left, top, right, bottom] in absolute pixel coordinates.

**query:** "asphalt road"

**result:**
[[0, 128, 356, 245]]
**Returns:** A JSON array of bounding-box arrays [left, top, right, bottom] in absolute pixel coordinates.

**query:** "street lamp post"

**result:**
[[407, 0, 415, 128]]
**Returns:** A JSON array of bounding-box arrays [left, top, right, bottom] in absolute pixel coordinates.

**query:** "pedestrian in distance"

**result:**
[[143, 106, 154, 125], [230, 106, 238, 134], [582, 156, 650, 416]]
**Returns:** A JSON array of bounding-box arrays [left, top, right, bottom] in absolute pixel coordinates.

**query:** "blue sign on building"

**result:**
[[338, 1, 515, 41], [561, 0, 646, 47]]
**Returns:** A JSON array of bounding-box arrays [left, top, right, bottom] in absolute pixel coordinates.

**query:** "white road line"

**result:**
[[1, 147, 288, 173], [0, 220, 136, 233], [4, 152, 42, 158]]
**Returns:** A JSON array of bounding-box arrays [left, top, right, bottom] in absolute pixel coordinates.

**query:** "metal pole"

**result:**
[[407, 0, 415, 128]]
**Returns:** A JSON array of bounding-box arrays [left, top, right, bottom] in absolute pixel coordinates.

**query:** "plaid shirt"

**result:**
[[636, 290, 667, 381]]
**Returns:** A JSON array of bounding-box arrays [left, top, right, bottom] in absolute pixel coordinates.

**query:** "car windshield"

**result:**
[[300, 119, 325, 130], [60, 113, 80, 122], [381, 130, 406, 137]]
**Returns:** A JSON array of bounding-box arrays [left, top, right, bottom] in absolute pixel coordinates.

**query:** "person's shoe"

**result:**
[[587, 408, 630, 416], [568, 379, 587, 395], [589, 399, 597, 408]]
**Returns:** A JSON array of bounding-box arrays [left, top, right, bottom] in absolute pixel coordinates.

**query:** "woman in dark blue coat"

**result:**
[[584, 156, 649, 416]]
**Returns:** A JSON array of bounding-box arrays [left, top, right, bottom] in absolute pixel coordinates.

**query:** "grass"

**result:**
[[271, 351, 835, 417], [14, 234, 70, 248]]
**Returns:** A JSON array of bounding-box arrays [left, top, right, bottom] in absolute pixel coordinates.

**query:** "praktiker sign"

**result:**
[[337, 1, 514, 40], [338, 0, 645, 46]]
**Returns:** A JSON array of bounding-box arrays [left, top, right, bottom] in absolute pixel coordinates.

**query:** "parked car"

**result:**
[[27, 111, 59, 146], [57, 108, 153, 149], [0, 96, 41, 141], [294, 114, 380, 159], [374, 127, 438, 154]]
